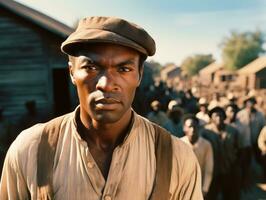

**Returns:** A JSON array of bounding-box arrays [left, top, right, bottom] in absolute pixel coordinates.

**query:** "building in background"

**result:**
[[0, 0, 76, 122], [237, 56, 266, 90]]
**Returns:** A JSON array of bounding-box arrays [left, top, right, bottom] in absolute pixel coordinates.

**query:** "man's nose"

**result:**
[[96, 71, 118, 92]]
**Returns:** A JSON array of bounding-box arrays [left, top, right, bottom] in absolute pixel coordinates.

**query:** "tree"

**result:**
[[181, 54, 214, 76], [220, 30, 265, 71]]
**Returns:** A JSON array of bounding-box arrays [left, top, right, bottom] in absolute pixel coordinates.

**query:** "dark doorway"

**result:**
[[52, 69, 71, 116]]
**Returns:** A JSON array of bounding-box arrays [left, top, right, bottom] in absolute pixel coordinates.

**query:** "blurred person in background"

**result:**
[[16, 100, 43, 133], [147, 100, 169, 128], [181, 115, 214, 198], [164, 100, 184, 137], [196, 97, 210, 126], [237, 97, 265, 165], [226, 93, 239, 109], [205, 106, 240, 200], [208, 93, 223, 110], [225, 103, 252, 189], [183, 89, 198, 114]]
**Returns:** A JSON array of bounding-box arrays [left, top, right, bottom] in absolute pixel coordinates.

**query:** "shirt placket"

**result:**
[[82, 145, 106, 197], [101, 147, 125, 200]]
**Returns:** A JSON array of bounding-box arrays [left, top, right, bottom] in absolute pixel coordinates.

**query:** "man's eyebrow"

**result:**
[[116, 59, 136, 67], [79, 56, 94, 64]]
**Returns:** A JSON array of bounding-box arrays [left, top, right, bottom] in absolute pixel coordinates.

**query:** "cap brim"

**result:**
[[61, 29, 148, 56]]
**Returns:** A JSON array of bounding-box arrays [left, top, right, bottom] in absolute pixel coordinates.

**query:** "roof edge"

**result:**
[[0, 0, 73, 37]]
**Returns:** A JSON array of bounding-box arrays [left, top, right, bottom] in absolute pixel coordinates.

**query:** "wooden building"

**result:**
[[0, 0, 75, 122], [160, 64, 181, 82], [199, 62, 223, 86], [237, 56, 266, 89], [198, 62, 236, 88]]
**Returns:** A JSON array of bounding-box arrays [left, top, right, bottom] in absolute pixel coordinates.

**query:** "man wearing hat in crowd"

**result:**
[[196, 97, 210, 127], [147, 100, 169, 129], [205, 106, 240, 200], [0, 17, 202, 199], [236, 96, 265, 173], [164, 100, 184, 137]]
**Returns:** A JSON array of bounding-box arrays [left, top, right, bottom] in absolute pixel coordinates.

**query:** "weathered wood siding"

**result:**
[[0, 8, 70, 122], [256, 68, 266, 89]]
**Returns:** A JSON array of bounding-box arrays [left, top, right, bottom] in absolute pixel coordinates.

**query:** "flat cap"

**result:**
[[61, 16, 156, 56]]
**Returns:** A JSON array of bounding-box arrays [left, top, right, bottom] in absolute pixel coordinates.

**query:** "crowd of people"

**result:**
[[1, 79, 266, 199], [143, 80, 266, 199]]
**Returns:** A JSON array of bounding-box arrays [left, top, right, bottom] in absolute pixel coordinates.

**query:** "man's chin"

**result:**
[[93, 112, 121, 124]]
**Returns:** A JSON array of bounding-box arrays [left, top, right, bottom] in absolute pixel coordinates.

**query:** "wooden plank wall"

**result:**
[[0, 11, 53, 122]]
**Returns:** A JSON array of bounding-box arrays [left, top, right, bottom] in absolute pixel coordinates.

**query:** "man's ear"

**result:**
[[69, 61, 76, 85]]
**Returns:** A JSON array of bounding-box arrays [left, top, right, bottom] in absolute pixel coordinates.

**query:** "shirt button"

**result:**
[[104, 195, 112, 200], [87, 162, 94, 168]]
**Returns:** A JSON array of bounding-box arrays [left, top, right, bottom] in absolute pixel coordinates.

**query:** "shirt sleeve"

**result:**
[[0, 139, 29, 200], [0, 124, 43, 200], [202, 141, 213, 193], [170, 137, 203, 200]]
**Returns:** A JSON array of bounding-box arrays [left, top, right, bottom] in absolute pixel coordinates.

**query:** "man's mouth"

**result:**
[[94, 98, 121, 110]]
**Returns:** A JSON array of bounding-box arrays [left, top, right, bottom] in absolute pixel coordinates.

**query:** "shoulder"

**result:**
[[9, 123, 45, 156], [3, 122, 45, 182], [5, 112, 73, 172], [171, 135, 199, 169]]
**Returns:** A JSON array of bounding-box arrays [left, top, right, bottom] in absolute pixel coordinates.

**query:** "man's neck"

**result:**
[[76, 109, 133, 180], [190, 135, 199, 145], [77, 109, 133, 150], [216, 123, 225, 132]]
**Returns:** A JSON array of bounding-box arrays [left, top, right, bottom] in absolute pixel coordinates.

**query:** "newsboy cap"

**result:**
[[61, 16, 156, 56]]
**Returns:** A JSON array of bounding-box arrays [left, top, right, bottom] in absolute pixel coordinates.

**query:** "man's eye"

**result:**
[[118, 66, 131, 72], [82, 65, 98, 71]]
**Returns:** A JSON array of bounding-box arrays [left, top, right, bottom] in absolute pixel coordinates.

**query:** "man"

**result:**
[[196, 97, 210, 126], [181, 115, 213, 197], [237, 96, 265, 164], [225, 104, 251, 189], [205, 106, 240, 200], [0, 17, 202, 199], [147, 100, 169, 128], [164, 100, 184, 137]]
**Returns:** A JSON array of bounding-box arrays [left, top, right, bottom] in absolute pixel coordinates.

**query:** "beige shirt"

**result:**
[[0, 109, 203, 200], [181, 136, 213, 193]]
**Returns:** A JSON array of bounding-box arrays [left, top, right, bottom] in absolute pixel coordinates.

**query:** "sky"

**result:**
[[16, 0, 266, 65]]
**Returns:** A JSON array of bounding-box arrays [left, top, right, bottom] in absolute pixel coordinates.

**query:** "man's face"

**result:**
[[211, 112, 224, 126], [199, 105, 207, 113], [69, 43, 142, 124], [225, 106, 234, 120], [245, 100, 255, 110], [183, 118, 199, 142]]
